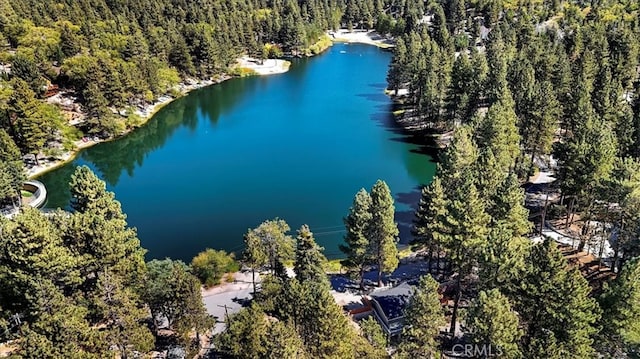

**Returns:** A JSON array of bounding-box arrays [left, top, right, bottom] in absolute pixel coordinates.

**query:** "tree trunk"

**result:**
[[613, 218, 623, 272], [529, 148, 537, 176], [252, 267, 256, 295], [539, 188, 550, 235], [434, 248, 440, 277], [565, 197, 575, 228], [449, 276, 462, 334]]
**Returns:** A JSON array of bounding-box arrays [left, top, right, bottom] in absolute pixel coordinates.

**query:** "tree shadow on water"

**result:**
[[357, 92, 391, 103], [395, 185, 423, 245]]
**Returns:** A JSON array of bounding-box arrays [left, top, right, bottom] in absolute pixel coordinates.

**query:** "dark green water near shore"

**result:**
[[39, 43, 436, 261]]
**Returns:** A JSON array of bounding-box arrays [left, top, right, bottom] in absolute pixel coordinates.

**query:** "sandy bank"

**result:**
[[236, 57, 291, 75], [329, 29, 395, 49]]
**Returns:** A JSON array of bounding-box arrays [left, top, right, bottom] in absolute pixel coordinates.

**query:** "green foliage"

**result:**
[[516, 239, 600, 358], [412, 176, 447, 263], [304, 35, 333, 56], [0, 129, 25, 204], [360, 316, 387, 351], [243, 218, 294, 275], [66, 166, 146, 283], [294, 224, 328, 286], [368, 180, 400, 285], [0, 167, 152, 355], [340, 188, 372, 287], [397, 275, 445, 358], [216, 302, 308, 359], [467, 289, 523, 359], [598, 257, 640, 356], [190, 248, 239, 287], [144, 258, 214, 348], [93, 271, 155, 357]]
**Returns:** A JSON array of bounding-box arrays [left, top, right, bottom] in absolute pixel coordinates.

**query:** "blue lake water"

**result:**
[[39, 43, 436, 261]]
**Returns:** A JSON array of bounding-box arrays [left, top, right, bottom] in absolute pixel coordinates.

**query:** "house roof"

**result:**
[[370, 282, 413, 320]]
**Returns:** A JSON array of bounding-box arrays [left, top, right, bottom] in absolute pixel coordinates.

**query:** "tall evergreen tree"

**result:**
[[517, 239, 600, 358], [397, 275, 445, 358], [294, 224, 327, 286], [412, 176, 448, 274], [340, 188, 372, 289], [93, 271, 154, 359], [598, 257, 640, 356], [368, 180, 399, 286], [467, 289, 523, 359]]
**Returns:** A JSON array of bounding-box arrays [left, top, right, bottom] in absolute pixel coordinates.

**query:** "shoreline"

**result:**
[[28, 60, 290, 179], [27, 35, 383, 180], [328, 29, 395, 49]]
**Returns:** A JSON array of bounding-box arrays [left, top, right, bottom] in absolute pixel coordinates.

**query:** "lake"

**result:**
[[38, 43, 437, 261]]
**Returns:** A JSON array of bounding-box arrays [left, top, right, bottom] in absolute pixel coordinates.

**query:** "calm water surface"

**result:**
[[39, 43, 436, 260]]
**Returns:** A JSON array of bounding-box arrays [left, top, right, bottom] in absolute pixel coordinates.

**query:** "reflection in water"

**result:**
[[40, 79, 259, 206], [39, 44, 437, 261]]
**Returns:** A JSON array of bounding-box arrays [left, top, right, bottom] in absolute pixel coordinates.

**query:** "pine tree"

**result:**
[[387, 38, 408, 95], [19, 281, 106, 358], [467, 289, 523, 359], [517, 239, 600, 358], [294, 224, 328, 286], [216, 302, 270, 358], [0, 207, 80, 313], [360, 316, 387, 352], [285, 278, 363, 358], [69, 165, 124, 219], [243, 218, 294, 286], [478, 222, 530, 296], [264, 320, 308, 359], [0, 128, 25, 205], [491, 174, 531, 237], [439, 126, 478, 186], [93, 271, 154, 359], [446, 53, 473, 125], [368, 180, 399, 286], [598, 257, 640, 356], [340, 188, 372, 289], [412, 176, 448, 274], [397, 275, 445, 358], [144, 259, 213, 346], [474, 87, 521, 172], [556, 112, 617, 250], [475, 148, 505, 209], [442, 178, 490, 333]]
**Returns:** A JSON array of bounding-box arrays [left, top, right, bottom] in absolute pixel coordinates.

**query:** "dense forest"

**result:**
[[1, 0, 640, 357], [0, 0, 414, 196], [381, 0, 640, 357]]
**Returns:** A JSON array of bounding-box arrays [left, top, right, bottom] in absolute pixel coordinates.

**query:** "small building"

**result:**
[[368, 282, 413, 336]]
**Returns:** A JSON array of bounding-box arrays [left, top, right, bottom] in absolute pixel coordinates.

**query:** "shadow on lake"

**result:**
[[38, 78, 260, 207]]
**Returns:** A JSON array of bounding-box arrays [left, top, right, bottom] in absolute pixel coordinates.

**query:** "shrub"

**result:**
[[191, 249, 240, 287]]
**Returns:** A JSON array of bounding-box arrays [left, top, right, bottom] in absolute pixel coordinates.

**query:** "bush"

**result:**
[[191, 249, 240, 287], [264, 43, 283, 58], [229, 67, 258, 77]]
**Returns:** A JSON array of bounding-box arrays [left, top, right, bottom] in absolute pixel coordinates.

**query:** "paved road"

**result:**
[[202, 271, 259, 334]]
